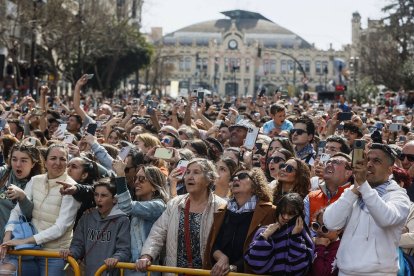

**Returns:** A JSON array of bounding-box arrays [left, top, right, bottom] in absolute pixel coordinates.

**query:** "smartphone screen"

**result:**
[[352, 139, 366, 167], [389, 123, 402, 132], [154, 148, 174, 159], [197, 92, 204, 105], [63, 134, 75, 144], [317, 140, 326, 158], [119, 146, 132, 161], [58, 123, 67, 134], [176, 159, 189, 179], [0, 119, 6, 131], [223, 102, 232, 109], [244, 126, 259, 150], [86, 123, 97, 136], [214, 119, 223, 127]]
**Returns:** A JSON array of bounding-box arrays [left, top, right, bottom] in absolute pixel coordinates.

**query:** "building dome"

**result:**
[[162, 10, 312, 49]]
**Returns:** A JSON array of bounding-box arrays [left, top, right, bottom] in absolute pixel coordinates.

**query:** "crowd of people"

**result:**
[[0, 74, 413, 276]]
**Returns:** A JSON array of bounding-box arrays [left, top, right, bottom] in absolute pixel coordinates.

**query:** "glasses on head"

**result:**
[[290, 129, 307, 135], [268, 156, 285, 164], [279, 163, 297, 173], [136, 175, 146, 183], [311, 222, 329, 234], [399, 153, 414, 162], [231, 172, 252, 182], [326, 159, 352, 170]]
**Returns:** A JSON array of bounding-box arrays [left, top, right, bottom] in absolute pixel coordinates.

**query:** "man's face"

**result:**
[[67, 116, 80, 132], [229, 127, 247, 147], [218, 126, 230, 143], [125, 156, 138, 188], [272, 110, 286, 126], [323, 156, 352, 185], [366, 149, 393, 186], [291, 123, 312, 147], [325, 141, 342, 155], [401, 143, 414, 171], [48, 121, 59, 135], [343, 128, 358, 146]]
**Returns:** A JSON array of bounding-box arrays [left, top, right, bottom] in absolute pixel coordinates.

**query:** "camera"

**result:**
[[371, 130, 383, 143]]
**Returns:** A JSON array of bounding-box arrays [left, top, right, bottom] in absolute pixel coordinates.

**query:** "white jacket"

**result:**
[[141, 193, 226, 274], [324, 180, 410, 276]]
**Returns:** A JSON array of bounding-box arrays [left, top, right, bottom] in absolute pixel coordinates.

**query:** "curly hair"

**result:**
[[273, 157, 310, 204], [232, 167, 273, 203]]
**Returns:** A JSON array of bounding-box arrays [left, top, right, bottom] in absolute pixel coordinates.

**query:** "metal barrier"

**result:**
[[94, 263, 260, 276], [8, 249, 81, 276]]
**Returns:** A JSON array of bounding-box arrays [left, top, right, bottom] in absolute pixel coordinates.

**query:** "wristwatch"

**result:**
[[229, 265, 237, 272]]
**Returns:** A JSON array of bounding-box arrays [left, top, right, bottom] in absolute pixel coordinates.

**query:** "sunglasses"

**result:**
[[161, 138, 171, 144], [232, 172, 252, 182], [290, 129, 307, 135], [399, 153, 414, 162], [268, 156, 285, 164], [136, 175, 146, 183], [279, 163, 296, 173], [311, 222, 329, 234]]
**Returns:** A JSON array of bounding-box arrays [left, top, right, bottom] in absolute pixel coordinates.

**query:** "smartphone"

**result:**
[[389, 123, 402, 132], [119, 146, 132, 161], [396, 116, 405, 122], [214, 119, 223, 127], [399, 136, 407, 142], [197, 91, 204, 105], [32, 107, 44, 116], [0, 119, 6, 131], [244, 126, 259, 150], [86, 74, 94, 79], [154, 148, 174, 160], [132, 98, 139, 105], [135, 117, 149, 125], [175, 159, 189, 179], [236, 115, 245, 123], [352, 139, 366, 167], [337, 112, 353, 121], [5, 106, 11, 111], [58, 123, 67, 134], [317, 140, 327, 158], [320, 153, 331, 164], [191, 89, 198, 98], [86, 123, 97, 136], [63, 134, 74, 144], [223, 102, 232, 109]]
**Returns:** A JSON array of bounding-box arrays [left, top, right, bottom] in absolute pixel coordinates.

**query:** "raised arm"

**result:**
[[73, 75, 89, 121]]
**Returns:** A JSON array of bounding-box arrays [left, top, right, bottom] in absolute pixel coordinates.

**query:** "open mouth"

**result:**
[[96, 204, 103, 209], [15, 169, 22, 175], [232, 183, 240, 188]]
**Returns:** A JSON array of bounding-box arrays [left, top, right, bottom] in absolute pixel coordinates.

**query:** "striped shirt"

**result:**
[[244, 221, 314, 275]]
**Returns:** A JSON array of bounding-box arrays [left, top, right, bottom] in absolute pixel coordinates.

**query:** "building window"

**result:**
[[225, 58, 240, 72], [281, 60, 287, 74], [202, 58, 208, 71], [287, 60, 294, 73], [315, 61, 322, 74], [179, 58, 185, 72], [270, 59, 276, 74], [245, 58, 250, 73], [263, 59, 270, 75], [305, 61, 310, 73], [184, 57, 191, 71], [322, 61, 329, 74]]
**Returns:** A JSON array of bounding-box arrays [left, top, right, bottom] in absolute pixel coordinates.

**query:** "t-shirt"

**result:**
[[262, 119, 293, 135]]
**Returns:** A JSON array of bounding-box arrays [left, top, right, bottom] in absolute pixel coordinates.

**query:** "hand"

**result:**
[[353, 157, 367, 186], [52, 128, 64, 140], [2, 238, 26, 247], [292, 216, 304, 235], [112, 160, 126, 177], [75, 75, 89, 88], [67, 143, 80, 157], [210, 255, 230, 276], [261, 223, 280, 240], [59, 249, 72, 260], [124, 105, 133, 117], [104, 257, 119, 268], [136, 255, 152, 272], [314, 237, 331, 247], [57, 181, 78, 196], [40, 85, 49, 95], [6, 185, 25, 202], [83, 133, 97, 146]]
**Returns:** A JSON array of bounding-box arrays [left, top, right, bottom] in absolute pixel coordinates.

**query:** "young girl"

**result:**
[[310, 208, 341, 276], [60, 178, 131, 276], [244, 193, 314, 275]]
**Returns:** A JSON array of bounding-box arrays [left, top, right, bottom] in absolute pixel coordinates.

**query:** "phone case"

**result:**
[[244, 127, 259, 150], [119, 146, 132, 161], [154, 148, 173, 159]]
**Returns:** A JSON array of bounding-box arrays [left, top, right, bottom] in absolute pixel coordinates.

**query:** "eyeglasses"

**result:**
[[136, 175, 146, 183], [268, 156, 285, 164], [399, 153, 414, 162], [279, 163, 297, 173], [161, 137, 171, 144], [311, 222, 329, 234], [290, 129, 307, 135], [231, 172, 252, 182], [326, 159, 352, 170]]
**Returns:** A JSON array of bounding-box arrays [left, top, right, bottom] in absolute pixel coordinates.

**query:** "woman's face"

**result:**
[[161, 136, 174, 147], [268, 152, 286, 179], [277, 159, 297, 183], [67, 158, 87, 183], [11, 150, 35, 180], [107, 131, 119, 145], [268, 140, 283, 156], [184, 163, 209, 195], [45, 147, 67, 179], [94, 186, 115, 217], [230, 170, 253, 199], [134, 168, 155, 201], [215, 160, 231, 186], [278, 209, 298, 226]]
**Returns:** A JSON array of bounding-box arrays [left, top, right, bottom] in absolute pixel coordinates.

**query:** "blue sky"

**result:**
[[141, 0, 387, 50]]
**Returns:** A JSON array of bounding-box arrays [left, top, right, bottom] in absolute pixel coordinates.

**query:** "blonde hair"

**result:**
[[137, 133, 161, 148]]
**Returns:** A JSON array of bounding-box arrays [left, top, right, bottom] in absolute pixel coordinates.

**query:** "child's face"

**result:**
[[315, 214, 340, 241]]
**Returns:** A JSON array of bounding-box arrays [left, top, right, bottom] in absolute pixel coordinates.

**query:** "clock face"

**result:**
[[228, 39, 238, 50]]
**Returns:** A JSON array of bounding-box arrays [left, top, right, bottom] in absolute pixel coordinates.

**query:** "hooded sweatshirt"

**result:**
[[69, 205, 131, 276]]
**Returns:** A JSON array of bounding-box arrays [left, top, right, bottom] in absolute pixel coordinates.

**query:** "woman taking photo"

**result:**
[[112, 160, 168, 275], [136, 158, 226, 272], [0, 144, 81, 276], [0, 142, 44, 242], [273, 157, 311, 204], [204, 167, 275, 275]]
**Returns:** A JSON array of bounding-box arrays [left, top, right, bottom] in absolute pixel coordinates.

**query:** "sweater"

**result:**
[[69, 206, 131, 276], [244, 217, 314, 275], [310, 240, 340, 276]]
